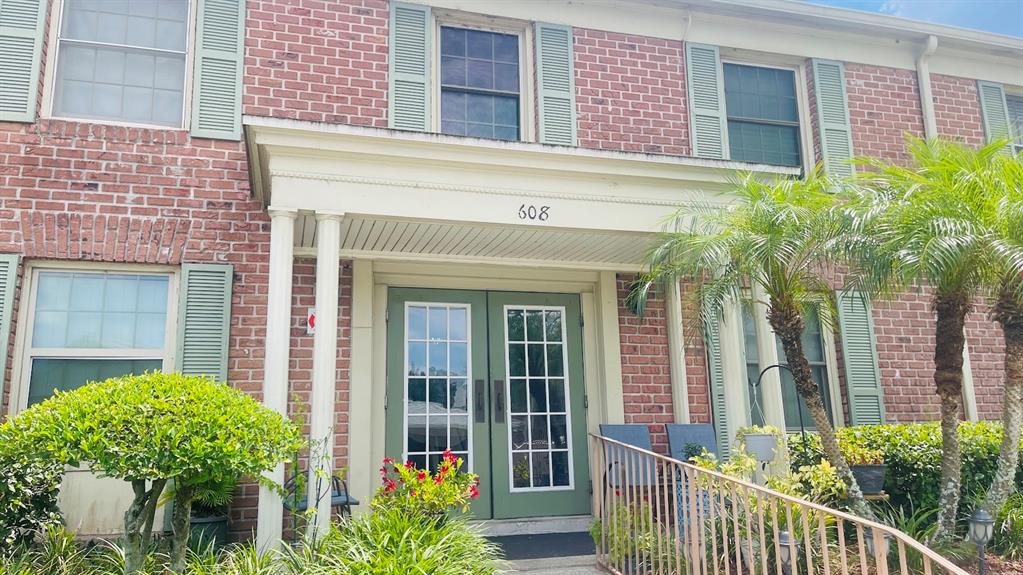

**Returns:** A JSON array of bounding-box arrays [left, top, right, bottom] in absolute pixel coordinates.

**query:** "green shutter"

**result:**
[[0, 254, 18, 400], [977, 81, 1011, 149], [190, 0, 245, 140], [176, 263, 233, 382], [837, 290, 886, 425], [685, 43, 727, 159], [811, 59, 854, 177], [0, 0, 46, 122], [704, 312, 731, 456], [536, 23, 576, 146], [389, 2, 431, 131]]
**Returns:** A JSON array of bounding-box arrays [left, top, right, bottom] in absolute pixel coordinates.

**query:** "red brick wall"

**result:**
[[931, 73, 986, 146], [244, 0, 389, 126], [616, 274, 673, 453], [965, 304, 1005, 421], [845, 63, 924, 163], [680, 281, 711, 425], [575, 30, 689, 156]]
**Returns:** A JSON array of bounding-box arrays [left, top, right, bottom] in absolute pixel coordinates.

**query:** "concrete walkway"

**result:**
[[504, 555, 604, 574]]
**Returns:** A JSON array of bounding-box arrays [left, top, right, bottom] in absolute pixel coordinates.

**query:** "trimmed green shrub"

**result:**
[[0, 429, 62, 550], [788, 421, 1023, 512], [1, 372, 302, 574]]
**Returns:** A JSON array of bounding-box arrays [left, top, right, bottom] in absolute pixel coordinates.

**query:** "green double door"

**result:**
[[385, 288, 591, 519]]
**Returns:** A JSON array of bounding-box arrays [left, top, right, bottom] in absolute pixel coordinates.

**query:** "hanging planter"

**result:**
[[737, 425, 782, 463]]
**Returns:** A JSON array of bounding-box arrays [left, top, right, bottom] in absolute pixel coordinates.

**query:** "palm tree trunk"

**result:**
[[933, 292, 970, 541], [768, 302, 874, 519], [984, 288, 1023, 514]]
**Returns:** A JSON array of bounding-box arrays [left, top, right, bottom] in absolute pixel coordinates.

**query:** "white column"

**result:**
[[667, 280, 690, 423], [256, 208, 296, 550], [720, 299, 751, 436], [598, 271, 625, 424], [307, 212, 342, 539], [347, 259, 374, 512]]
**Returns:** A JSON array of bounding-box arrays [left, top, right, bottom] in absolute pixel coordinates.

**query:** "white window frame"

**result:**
[[402, 300, 475, 474], [504, 303, 575, 493], [735, 297, 845, 432], [40, 0, 198, 130], [9, 261, 179, 414], [431, 9, 537, 143], [720, 50, 815, 171], [1005, 89, 1023, 156]]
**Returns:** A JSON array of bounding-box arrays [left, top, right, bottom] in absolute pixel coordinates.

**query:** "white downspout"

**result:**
[[916, 35, 939, 139]]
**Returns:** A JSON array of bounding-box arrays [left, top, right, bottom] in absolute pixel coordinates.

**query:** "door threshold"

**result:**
[[472, 515, 592, 536]]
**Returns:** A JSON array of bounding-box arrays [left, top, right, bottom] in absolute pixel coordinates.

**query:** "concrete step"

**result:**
[[504, 555, 604, 574]]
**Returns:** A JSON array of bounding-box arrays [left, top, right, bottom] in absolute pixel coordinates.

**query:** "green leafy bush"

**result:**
[[1, 372, 302, 573], [0, 433, 63, 550], [992, 493, 1023, 561], [788, 421, 1023, 512]]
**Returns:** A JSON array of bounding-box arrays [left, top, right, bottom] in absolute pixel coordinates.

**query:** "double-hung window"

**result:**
[[23, 270, 174, 406], [743, 304, 833, 431], [724, 63, 802, 167], [1007, 94, 1023, 156], [439, 26, 521, 141], [52, 0, 190, 127]]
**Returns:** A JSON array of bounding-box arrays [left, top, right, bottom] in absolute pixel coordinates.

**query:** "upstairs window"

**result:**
[[52, 0, 190, 127], [724, 63, 801, 167], [1007, 94, 1023, 155], [440, 26, 520, 141]]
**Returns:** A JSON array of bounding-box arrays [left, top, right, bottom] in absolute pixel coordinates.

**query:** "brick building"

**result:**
[[0, 0, 1020, 543]]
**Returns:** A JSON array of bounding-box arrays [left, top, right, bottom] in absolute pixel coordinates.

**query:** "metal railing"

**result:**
[[591, 434, 969, 575]]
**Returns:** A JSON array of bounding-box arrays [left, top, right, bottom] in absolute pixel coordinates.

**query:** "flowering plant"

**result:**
[[372, 450, 481, 515]]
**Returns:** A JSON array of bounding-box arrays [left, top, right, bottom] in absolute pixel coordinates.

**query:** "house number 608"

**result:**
[[518, 204, 550, 221]]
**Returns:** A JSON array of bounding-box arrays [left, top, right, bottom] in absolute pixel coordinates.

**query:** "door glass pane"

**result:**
[[405, 303, 473, 472], [505, 305, 574, 490]]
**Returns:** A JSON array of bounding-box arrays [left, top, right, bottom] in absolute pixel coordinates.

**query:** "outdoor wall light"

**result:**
[[968, 508, 995, 575], [778, 530, 798, 575]]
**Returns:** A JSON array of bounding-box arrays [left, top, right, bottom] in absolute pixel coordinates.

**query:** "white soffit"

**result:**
[[294, 214, 656, 270]]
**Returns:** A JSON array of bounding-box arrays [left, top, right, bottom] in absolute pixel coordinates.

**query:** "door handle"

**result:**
[[493, 379, 505, 423], [474, 379, 485, 423]]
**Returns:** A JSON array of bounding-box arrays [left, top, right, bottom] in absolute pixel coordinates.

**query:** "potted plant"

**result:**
[[841, 444, 887, 495], [737, 425, 782, 462], [185, 476, 237, 548]]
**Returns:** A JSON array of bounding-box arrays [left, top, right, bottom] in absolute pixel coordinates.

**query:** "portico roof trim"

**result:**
[[243, 116, 800, 208]]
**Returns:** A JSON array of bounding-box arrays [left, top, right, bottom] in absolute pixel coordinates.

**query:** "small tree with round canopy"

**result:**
[[1, 371, 302, 574], [630, 169, 875, 519]]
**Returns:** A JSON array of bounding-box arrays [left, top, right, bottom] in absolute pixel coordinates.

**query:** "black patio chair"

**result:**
[[282, 473, 359, 542]]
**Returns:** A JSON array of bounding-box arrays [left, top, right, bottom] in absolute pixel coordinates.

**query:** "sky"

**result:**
[[799, 0, 1023, 37]]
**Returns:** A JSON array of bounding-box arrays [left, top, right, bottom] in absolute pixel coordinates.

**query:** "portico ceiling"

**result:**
[[293, 213, 656, 270]]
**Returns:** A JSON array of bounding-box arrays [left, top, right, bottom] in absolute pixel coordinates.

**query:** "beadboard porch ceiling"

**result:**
[[292, 214, 656, 270]]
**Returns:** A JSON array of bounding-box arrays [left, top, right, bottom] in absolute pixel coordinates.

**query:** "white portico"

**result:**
[[243, 117, 798, 546]]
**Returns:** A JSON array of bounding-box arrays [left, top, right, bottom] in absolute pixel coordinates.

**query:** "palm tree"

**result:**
[[845, 137, 1020, 540], [981, 150, 1023, 515], [631, 169, 875, 519]]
